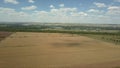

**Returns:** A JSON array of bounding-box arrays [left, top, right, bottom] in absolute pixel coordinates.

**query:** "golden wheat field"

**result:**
[[0, 32, 120, 68]]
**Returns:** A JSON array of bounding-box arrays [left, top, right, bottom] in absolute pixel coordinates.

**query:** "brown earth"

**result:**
[[0, 32, 13, 41], [0, 32, 120, 68]]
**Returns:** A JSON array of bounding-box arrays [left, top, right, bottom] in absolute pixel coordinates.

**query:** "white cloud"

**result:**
[[0, 7, 15, 13], [21, 5, 37, 10], [79, 12, 88, 16], [0, 3, 120, 24], [88, 9, 104, 14], [0, 7, 28, 17], [0, 6, 88, 23], [50, 5, 55, 9], [34, 11, 48, 16], [108, 6, 120, 10], [94, 2, 106, 8], [107, 6, 120, 15], [32, 7, 88, 23], [4, 0, 19, 4], [0, 7, 30, 22], [28, 0, 34, 3], [59, 4, 64, 7], [50, 7, 77, 17], [88, 9, 100, 13], [71, 12, 88, 16]]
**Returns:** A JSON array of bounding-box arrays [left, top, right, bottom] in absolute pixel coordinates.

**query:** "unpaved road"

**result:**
[[0, 32, 120, 68]]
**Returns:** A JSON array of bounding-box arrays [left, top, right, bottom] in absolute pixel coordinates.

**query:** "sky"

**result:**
[[0, 0, 120, 24]]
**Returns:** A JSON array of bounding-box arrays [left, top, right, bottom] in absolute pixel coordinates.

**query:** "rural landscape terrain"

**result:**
[[0, 0, 120, 68], [0, 23, 120, 68]]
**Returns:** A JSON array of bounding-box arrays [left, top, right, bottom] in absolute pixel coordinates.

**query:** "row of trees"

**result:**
[[101, 36, 120, 45]]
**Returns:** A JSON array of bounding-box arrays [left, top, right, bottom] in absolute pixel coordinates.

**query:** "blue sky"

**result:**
[[0, 0, 120, 24]]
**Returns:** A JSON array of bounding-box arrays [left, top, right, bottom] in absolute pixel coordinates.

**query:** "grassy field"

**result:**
[[0, 32, 120, 68], [83, 34, 120, 45]]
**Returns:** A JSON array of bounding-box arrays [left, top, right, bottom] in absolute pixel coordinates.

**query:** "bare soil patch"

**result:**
[[0, 31, 13, 41]]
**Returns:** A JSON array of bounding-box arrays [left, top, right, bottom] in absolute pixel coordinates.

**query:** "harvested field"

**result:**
[[0, 32, 13, 41], [0, 32, 120, 68]]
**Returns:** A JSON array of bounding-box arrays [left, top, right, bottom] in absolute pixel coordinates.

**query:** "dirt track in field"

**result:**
[[0, 32, 120, 68]]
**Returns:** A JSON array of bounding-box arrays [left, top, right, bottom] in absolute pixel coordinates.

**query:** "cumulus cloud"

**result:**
[[50, 7, 77, 17], [94, 2, 106, 8], [0, 6, 88, 23], [107, 6, 120, 15], [0, 7, 28, 17], [78, 12, 88, 16], [28, 0, 35, 3], [4, 0, 19, 4], [59, 4, 64, 7], [0, 7, 30, 22], [50, 5, 55, 9], [0, 3, 120, 23], [21, 5, 37, 10], [71, 12, 88, 16], [108, 6, 120, 10], [0, 7, 16, 14], [88, 9, 99, 13]]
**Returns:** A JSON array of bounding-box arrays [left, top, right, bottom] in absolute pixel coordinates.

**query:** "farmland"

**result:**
[[0, 0, 120, 67], [0, 23, 120, 68], [0, 32, 13, 41], [0, 23, 120, 45], [0, 32, 120, 68]]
